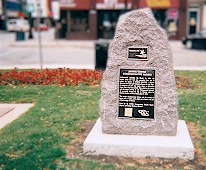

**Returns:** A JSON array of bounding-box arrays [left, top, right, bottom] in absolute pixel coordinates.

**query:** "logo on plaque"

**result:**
[[118, 68, 155, 120], [128, 46, 149, 60]]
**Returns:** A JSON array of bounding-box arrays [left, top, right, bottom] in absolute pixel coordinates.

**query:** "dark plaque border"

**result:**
[[127, 46, 149, 61], [118, 67, 156, 120]]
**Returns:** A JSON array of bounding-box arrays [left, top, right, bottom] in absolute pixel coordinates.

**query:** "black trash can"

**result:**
[[16, 31, 25, 41], [95, 40, 110, 70]]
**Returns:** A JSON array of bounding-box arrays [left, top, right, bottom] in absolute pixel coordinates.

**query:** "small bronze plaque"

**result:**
[[118, 68, 155, 120], [128, 46, 149, 60]]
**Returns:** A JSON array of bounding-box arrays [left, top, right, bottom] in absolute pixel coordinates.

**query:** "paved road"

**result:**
[[170, 41, 206, 70], [0, 29, 206, 70], [0, 29, 95, 69]]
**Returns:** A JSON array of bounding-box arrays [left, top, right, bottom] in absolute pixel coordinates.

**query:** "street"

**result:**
[[171, 41, 206, 70], [0, 29, 206, 70], [0, 29, 95, 69]]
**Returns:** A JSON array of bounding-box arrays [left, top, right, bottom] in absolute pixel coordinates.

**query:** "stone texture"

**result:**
[[100, 8, 178, 136], [83, 118, 194, 160]]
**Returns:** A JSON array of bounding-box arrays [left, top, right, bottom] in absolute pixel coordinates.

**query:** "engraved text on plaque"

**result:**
[[118, 68, 155, 120]]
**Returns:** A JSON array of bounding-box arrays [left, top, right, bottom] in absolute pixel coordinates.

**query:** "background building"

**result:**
[[4, 0, 205, 41], [58, 0, 187, 40], [58, 0, 96, 39]]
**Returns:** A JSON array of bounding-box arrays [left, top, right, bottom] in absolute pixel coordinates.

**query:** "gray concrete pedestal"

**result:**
[[83, 118, 194, 160]]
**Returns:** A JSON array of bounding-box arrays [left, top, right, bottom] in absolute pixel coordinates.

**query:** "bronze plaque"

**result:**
[[118, 68, 155, 120]]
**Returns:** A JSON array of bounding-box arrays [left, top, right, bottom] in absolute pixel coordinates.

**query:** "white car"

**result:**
[[7, 19, 30, 32]]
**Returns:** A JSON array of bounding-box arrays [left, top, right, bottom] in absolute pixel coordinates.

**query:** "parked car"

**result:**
[[34, 24, 49, 31], [182, 27, 206, 50], [7, 19, 30, 32]]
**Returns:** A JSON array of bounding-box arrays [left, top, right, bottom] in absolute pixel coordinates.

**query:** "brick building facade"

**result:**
[[57, 0, 187, 40]]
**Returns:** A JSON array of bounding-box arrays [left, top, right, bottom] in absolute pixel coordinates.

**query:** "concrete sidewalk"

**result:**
[[0, 104, 34, 129], [6, 29, 96, 48], [8, 39, 96, 48]]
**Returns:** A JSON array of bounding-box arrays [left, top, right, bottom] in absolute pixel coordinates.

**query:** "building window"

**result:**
[[97, 10, 121, 39], [187, 8, 200, 35], [70, 11, 89, 32]]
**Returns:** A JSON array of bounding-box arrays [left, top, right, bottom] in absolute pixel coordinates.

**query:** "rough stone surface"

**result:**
[[83, 118, 194, 160], [100, 8, 178, 136]]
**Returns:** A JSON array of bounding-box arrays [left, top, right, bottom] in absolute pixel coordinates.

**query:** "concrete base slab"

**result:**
[[83, 118, 194, 160], [0, 104, 34, 129]]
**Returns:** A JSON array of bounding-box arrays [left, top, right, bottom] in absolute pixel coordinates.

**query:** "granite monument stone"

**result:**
[[100, 8, 178, 136]]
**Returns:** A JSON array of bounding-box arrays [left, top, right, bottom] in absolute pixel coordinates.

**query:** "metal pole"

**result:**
[[37, 1, 43, 69]]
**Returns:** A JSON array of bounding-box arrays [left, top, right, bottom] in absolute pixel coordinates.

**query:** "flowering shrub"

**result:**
[[0, 68, 103, 86], [0, 68, 192, 88]]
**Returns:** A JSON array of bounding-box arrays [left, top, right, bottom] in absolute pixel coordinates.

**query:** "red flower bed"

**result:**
[[0, 68, 103, 86]]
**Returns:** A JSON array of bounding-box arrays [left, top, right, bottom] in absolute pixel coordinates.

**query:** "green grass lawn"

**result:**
[[0, 71, 206, 169]]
